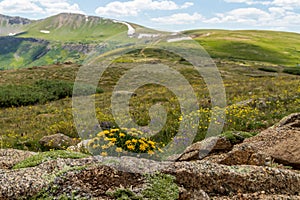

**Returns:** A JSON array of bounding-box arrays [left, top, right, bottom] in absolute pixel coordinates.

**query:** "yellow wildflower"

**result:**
[[111, 128, 119, 133], [119, 133, 126, 137], [125, 140, 131, 145], [116, 147, 123, 153], [148, 150, 154, 155], [132, 139, 138, 143], [139, 144, 146, 151], [97, 132, 105, 137], [101, 152, 108, 157], [127, 145, 135, 150], [109, 137, 117, 143]]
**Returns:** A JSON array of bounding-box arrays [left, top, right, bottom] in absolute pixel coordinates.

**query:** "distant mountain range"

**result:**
[[0, 13, 300, 70]]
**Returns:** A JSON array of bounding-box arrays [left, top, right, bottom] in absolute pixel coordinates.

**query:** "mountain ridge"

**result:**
[[0, 13, 300, 69]]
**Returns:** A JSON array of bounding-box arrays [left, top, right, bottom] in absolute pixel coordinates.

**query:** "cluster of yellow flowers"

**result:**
[[88, 128, 162, 157]]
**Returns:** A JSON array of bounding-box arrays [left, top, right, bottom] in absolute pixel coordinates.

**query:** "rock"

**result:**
[[39, 133, 78, 150], [0, 154, 300, 199], [0, 149, 36, 169], [264, 130, 300, 169], [67, 139, 89, 153], [163, 160, 300, 197], [218, 144, 268, 166], [274, 112, 300, 128], [176, 136, 232, 161], [233, 113, 300, 169], [204, 113, 300, 169], [236, 98, 267, 109], [179, 187, 210, 200]]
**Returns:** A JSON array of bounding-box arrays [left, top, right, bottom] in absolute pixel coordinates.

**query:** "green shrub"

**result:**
[[283, 67, 300, 75], [0, 79, 103, 108], [258, 67, 278, 73]]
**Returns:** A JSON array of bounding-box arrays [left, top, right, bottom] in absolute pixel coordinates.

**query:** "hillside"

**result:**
[[185, 29, 300, 66], [1, 13, 300, 69], [19, 13, 128, 42]]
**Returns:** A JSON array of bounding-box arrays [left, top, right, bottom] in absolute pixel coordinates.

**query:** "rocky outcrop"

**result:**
[[231, 113, 300, 169], [186, 113, 300, 169], [1, 113, 300, 199], [163, 160, 300, 197], [174, 136, 233, 161], [0, 155, 299, 199], [0, 14, 31, 25], [0, 149, 36, 169]]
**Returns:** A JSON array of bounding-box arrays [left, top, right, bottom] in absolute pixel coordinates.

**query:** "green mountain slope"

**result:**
[[19, 13, 128, 42], [0, 13, 131, 69], [185, 29, 300, 66]]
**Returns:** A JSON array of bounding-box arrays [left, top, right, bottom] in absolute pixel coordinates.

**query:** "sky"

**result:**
[[0, 0, 299, 33]]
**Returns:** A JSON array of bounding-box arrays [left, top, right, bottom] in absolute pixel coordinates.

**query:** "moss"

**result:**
[[221, 131, 257, 144], [142, 173, 179, 200], [13, 150, 88, 169], [107, 173, 179, 200], [107, 188, 142, 200]]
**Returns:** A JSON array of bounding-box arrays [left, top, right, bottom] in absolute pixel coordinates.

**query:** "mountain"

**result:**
[[0, 14, 31, 36], [18, 13, 128, 42], [0, 13, 135, 69], [0, 13, 300, 70]]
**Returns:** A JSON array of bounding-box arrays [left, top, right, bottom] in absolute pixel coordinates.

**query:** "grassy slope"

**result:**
[[0, 13, 130, 69], [19, 13, 128, 42], [185, 29, 300, 66]]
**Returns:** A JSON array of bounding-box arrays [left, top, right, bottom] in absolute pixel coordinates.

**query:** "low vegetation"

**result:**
[[13, 150, 88, 169], [0, 79, 103, 107]]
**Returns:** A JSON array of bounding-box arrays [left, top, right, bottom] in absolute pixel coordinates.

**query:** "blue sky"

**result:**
[[0, 0, 299, 32]]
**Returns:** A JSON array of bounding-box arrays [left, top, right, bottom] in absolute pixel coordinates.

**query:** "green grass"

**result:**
[[19, 13, 128, 42], [185, 30, 300, 66], [13, 150, 88, 169], [0, 34, 300, 152]]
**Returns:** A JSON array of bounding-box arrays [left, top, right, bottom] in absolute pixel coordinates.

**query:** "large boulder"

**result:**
[[39, 133, 78, 150], [218, 143, 268, 166], [0, 149, 36, 169], [174, 136, 233, 161], [237, 113, 300, 169], [203, 113, 300, 169]]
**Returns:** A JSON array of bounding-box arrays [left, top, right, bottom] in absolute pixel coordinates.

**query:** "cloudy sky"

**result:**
[[0, 0, 299, 32]]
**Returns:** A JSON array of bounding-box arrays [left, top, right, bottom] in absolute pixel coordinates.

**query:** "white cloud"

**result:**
[[224, 0, 272, 5], [272, 0, 300, 7], [205, 7, 300, 28], [37, 0, 83, 15], [95, 0, 193, 17], [151, 12, 203, 24], [0, 0, 84, 16], [0, 0, 43, 14]]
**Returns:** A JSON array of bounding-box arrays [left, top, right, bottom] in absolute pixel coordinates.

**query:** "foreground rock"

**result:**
[[229, 113, 300, 169], [187, 113, 300, 169], [0, 155, 299, 199], [0, 149, 36, 169]]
